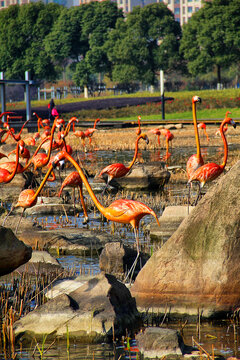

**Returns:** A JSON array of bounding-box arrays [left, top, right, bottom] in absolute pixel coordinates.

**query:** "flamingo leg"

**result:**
[[194, 183, 202, 206], [124, 227, 140, 285], [78, 185, 89, 224], [15, 208, 26, 234], [2, 205, 14, 227]]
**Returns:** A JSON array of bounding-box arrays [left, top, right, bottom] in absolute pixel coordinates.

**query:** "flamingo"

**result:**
[[24, 132, 40, 146], [30, 120, 58, 174], [161, 129, 174, 160], [0, 111, 15, 127], [188, 115, 236, 204], [0, 141, 21, 184], [0, 134, 54, 175], [198, 122, 209, 142], [186, 96, 204, 180], [58, 171, 89, 223], [2, 162, 55, 233], [73, 122, 86, 149], [99, 133, 149, 194], [148, 128, 161, 146], [6, 119, 30, 142], [52, 149, 160, 283], [8, 139, 30, 165], [136, 116, 142, 136], [84, 118, 100, 146], [215, 111, 231, 137]]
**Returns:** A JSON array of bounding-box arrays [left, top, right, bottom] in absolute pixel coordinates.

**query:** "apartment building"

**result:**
[[0, 0, 203, 25], [115, 0, 203, 25]]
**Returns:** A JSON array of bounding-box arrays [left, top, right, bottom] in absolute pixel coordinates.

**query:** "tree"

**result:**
[[105, 3, 182, 86], [45, 1, 123, 85], [180, 0, 240, 86], [0, 3, 63, 80]]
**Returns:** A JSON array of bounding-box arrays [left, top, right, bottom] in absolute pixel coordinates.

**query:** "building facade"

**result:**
[[115, 0, 203, 25], [0, 0, 203, 25]]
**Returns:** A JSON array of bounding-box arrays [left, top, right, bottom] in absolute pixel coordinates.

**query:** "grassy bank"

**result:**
[[6, 88, 240, 121]]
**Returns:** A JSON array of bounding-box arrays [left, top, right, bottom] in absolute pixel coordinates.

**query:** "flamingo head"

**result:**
[[140, 133, 149, 145], [34, 132, 40, 140], [192, 96, 201, 104], [224, 117, 236, 129]]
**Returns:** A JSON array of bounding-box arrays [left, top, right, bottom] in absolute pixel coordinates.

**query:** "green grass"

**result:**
[[5, 88, 240, 121], [106, 107, 240, 122]]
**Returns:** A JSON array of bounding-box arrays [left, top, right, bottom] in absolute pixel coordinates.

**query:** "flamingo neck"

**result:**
[[137, 117, 141, 132], [18, 119, 29, 137], [45, 122, 57, 164], [31, 165, 54, 201], [64, 152, 105, 214], [93, 119, 98, 129], [220, 122, 228, 168], [192, 101, 201, 160], [6, 143, 20, 183], [128, 135, 142, 170]]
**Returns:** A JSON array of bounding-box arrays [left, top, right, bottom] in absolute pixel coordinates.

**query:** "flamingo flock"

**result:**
[[0, 100, 238, 282]]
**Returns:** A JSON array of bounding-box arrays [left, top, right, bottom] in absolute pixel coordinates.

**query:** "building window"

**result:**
[[168, 0, 171, 4], [188, 0, 192, 2], [195, 7, 199, 11], [182, 6, 185, 14], [188, 6, 192, 12], [174, 7, 180, 14], [174, 0, 179, 3], [183, 17, 186, 23], [1, 1, 4, 6]]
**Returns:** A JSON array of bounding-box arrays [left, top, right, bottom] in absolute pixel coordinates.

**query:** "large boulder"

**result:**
[[0, 226, 32, 276], [131, 161, 240, 318], [14, 273, 141, 343]]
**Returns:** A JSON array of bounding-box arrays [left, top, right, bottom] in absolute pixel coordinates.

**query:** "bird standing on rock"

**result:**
[[99, 133, 149, 194], [188, 115, 236, 204]]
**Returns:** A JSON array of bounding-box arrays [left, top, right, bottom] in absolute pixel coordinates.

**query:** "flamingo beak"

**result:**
[[145, 136, 149, 145]]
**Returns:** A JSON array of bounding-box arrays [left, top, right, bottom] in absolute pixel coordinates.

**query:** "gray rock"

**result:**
[[99, 241, 150, 281], [136, 327, 185, 358], [131, 161, 240, 318], [14, 273, 141, 343], [0, 226, 32, 276]]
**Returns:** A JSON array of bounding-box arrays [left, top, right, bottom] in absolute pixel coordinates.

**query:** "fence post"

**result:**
[[51, 86, 55, 99], [25, 71, 31, 121], [0, 72, 6, 121]]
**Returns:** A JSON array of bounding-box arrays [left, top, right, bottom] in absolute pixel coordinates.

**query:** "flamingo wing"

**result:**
[[16, 189, 36, 208], [189, 162, 223, 186], [105, 199, 156, 224], [99, 163, 129, 178]]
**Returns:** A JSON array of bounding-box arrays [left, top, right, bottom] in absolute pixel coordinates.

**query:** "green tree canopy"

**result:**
[[105, 3, 182, 86], [180, 0, 240, 84], [45, 1, 123, 85], [0, 2, 63, 80]]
